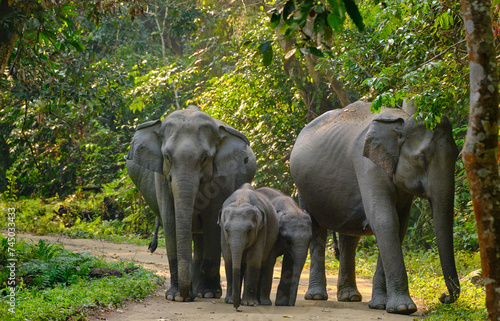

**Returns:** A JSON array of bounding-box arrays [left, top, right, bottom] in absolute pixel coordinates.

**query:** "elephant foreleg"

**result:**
[[155, 173, 180, 301], [337, 234, 362, 302], [276, 253, 294, 305], [369, 197, 412, 310], [222, 244, 234, 304], [355, 158, 417, 314], [192, 233, 203, 297], [305, 219, 328, 300], [197, 204, 222, 298], [258, 247, 279, 305], [242, 249, 262, 306]]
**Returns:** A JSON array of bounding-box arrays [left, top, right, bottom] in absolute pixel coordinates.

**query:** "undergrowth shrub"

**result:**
[[0, 234, 162, 320]]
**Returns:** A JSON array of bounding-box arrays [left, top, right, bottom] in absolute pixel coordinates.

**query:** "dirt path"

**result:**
[[15, 233, 423, 321]]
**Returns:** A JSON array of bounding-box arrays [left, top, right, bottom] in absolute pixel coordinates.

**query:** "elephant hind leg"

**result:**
[[193, 233, 222, 298], [337, 234, 362, 302], [305, 220, 328, 300]]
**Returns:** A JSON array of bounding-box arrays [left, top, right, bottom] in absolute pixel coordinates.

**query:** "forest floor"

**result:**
[[16, 233, 424, 321]]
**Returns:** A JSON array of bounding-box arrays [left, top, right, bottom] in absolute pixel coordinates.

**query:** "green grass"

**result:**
[[0, 235, 163, 321]]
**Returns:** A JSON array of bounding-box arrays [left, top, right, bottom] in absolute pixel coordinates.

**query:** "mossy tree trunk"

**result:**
[[460, 0, 500, 320]]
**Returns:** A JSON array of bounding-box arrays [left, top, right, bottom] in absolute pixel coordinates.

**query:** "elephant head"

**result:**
[[127, 106, 253, 301], [363, 110, 460, 303]]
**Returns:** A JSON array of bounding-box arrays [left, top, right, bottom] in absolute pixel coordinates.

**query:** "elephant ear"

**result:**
[[213, 123, 251, 178], [127, 120, 163, 173], [363, 113, 405, 179]]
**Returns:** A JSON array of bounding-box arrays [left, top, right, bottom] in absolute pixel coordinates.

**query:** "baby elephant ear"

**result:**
[[363, 114, 405, 179], [127, 120, 163, 173]]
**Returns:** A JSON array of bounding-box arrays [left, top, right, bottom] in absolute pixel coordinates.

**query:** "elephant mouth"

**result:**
[[415, 180, 426, 198]]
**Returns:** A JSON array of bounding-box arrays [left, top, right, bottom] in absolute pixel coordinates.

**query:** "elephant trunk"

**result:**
[[230, 242, 244, 309], [288, 246, 309, 306], [429, 179, 460, 303], [171, 172, 199, 301]]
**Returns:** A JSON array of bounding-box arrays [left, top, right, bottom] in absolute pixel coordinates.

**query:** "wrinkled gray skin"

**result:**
[[126, 106, 256, 302], [256, 187, 312, 306], [289, 101, 460, 315], [219, 184, 279, 309]]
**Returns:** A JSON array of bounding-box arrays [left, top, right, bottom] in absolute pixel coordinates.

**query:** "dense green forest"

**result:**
[[1, 0, 479, 246], [0, 0, 495, 319]]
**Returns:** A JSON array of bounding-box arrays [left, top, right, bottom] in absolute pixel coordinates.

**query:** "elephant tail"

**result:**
[[148, 216, 161, 253], [332, 232, 340, 260]]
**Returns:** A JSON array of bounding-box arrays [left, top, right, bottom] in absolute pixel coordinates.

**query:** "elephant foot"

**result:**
[[195, 279, 222, 299], [305, 286, 328, 300], [384, 294, 417, 315], [225, 295, 233, 304], [337, 286, 362, 302], [368, 293, 387, 310], [259, 297, 272, 306], [275, 295, 291, 306], [196, 287, 222, 299], [241, 298, 259, 306], [165, 286, 195, 302]]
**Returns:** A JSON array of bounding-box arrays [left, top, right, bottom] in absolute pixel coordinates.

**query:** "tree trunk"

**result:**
[[460, 1, 500, 320], [0, 0, 22, 75]]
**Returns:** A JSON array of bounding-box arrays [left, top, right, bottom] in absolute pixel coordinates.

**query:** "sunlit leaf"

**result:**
[[327, 11, 343, 32]]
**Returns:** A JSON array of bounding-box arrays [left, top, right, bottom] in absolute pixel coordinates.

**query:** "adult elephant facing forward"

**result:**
[[290, 101, 460, 314], [126, 106, 256, 302]]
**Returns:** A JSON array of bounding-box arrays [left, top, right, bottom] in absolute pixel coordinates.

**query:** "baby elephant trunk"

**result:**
[[231, 246, 244, 309]]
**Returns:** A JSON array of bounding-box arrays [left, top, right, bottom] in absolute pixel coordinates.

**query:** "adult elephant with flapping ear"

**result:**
[[290, 101, 460, 315], [126, 106, 256, 302]]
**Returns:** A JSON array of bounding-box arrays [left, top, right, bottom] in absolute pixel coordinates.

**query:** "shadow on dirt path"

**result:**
[[15, 233, 423, 321]]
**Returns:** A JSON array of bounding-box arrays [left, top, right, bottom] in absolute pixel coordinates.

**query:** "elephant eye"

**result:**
[[418, 154, 428, 169], [164, 152, 172, 164], [200, 153, 210, 165]]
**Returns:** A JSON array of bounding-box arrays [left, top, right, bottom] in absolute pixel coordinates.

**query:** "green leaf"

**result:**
[[343, 0, 364, 31], [259, 41, 273, 54], [323, 24, 333, 41], [259, 41, 274, 66], [298, 1, 314, 21], [314, 12, 326, 33], [59, 4, 78, 16], [262, 47, 273, 66], [68, 40, 85, 52], [284, 22, 300, 39], [371, 96, 383, 112], [283, 0, 295, 21], [327, 11, 344, 32], [307, 46, 324, 57], [270, 11, 281, 29]]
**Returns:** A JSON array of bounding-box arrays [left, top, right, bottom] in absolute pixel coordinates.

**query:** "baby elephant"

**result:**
[[219, 183, 279, 309], [256, 187, 313, 306]]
